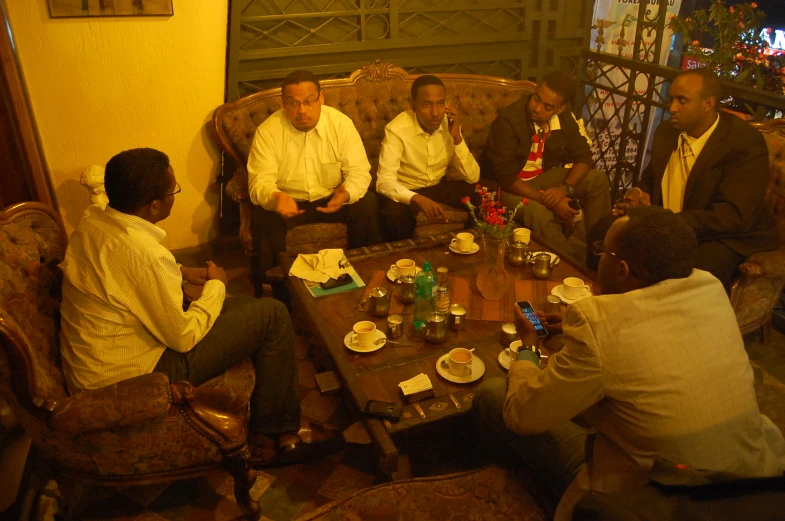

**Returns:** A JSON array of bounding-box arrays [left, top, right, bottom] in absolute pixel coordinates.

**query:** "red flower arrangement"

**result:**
[[462, 184, 526, 239]]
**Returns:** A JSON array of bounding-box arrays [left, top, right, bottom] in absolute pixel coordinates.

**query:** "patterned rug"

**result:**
[[752, 360, 785, 435], [295, 465, 550, 521]]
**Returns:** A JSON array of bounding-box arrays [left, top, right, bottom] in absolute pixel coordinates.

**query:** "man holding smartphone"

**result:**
[[376, 75, 494, 241], [473, 206, 785, 520]]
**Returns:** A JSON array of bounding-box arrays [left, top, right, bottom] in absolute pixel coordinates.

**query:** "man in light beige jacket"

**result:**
[[473, 206, 785, 520]]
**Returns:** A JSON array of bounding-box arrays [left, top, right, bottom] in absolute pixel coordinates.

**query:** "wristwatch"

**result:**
[[516, 344, 541, 361], [561, 182, 575, 198]]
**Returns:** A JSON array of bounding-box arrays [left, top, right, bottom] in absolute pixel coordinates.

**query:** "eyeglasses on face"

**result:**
[[283, 97, 319, 110], [163, 182, 181, 198], [592, 240, 619, 259]]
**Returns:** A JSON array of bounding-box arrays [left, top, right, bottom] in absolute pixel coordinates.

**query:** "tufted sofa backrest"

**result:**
[[212, 60, 536, 176], [754, 119, 785, 245], [0, 203, 69, 410]]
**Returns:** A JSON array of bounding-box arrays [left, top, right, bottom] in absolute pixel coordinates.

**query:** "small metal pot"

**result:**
[[424, 313, 448, 344], [396, 274, 416, 304]]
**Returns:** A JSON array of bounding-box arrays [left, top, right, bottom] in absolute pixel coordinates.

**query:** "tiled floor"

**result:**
[[15, 241, 785, 521]]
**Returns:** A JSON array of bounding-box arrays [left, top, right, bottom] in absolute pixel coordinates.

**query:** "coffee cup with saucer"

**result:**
[[387, 259, 420, 281], [551, 277, 593, 303], [344, 320, 386, 353], [449, 233, 480, 254], [436, 350, 485, 383], [499, 340, 521, 370]]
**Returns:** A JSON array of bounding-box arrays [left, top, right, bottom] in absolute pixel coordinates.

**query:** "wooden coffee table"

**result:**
[[281, 232, 597, 475]]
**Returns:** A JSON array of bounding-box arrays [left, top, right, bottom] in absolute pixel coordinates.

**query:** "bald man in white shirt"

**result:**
[[60, 148, 304, 465], [247, 70, 383, 277]]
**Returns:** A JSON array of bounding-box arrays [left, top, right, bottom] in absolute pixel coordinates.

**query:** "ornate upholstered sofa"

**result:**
[[735, 119, 785, 343], [0, 203, 261, 520], [209, 59, 784, 340], [210, 60, 537, 293]]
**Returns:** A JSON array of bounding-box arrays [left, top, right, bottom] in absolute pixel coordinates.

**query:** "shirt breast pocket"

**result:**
[[319, 162, 342, 189]]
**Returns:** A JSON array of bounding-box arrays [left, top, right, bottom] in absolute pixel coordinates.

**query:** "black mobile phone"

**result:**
[[364, 400, 402, 421], [320, 273, 352, 290], [516, 300, 549, 338]]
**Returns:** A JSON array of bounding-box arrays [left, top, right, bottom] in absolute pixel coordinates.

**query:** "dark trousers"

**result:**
[[378, 179, 495, 242], [694, 241, 745, 292], [473, 377, 588, 507], [154, 296, 299, 435], [254, 191, 383, 278]]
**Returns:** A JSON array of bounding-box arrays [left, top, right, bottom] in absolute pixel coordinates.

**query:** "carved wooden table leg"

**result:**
[[365, 418, 399, 475], [224, 445, 261, 521]]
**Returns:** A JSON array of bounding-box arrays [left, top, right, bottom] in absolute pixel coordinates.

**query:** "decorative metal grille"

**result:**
[[227, 0, 590, 100], [579, 2, 785, 199], [579, 0, 670, 199]]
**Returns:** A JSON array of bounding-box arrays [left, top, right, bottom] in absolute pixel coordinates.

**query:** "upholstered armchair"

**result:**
[[732, 119, 785, 343], [0, 202, 261, 520]]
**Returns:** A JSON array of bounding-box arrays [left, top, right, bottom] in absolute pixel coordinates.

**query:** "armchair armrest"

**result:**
[[225, 173, 249, 204], [739, 247, 785, 279], [225, 173, 254, 253], [50, 373, 172, 434]]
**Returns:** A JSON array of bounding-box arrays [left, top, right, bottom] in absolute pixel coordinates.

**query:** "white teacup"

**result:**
[[513, 228, 531, 245], [508, 340, 522, 365], [448, 347, 473, 377], [563, 277, 590, 299], [389, 259, 416, 278], [352, 321, 377, 347], [450, 232, 475, 253]]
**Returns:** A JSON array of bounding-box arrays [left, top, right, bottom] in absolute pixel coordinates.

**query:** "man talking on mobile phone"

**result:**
[[376, 75, 496, 241]]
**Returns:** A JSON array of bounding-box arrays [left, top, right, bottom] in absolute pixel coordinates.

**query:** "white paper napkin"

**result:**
[[288, 249, 345, 283], [398, 373, 433, 395]]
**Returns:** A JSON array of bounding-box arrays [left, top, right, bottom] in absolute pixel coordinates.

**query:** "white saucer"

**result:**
[[498, 347, 514, 370], [435, 353, 486, 384], [344, 329, 386, 353], [449, 242, 480, 255], [551, 284, 592, 304], [530, 251, 560, 266], [386, 266, 422, 282]]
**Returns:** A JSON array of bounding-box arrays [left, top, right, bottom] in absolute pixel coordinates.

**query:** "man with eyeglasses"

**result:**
[[247, 70, 383, 278], [610, 68, 777, 291], [61, 148, 305, 466], [473, 206, 785, 520]]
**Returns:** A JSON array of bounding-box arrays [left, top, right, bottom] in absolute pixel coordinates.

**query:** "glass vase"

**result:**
[[476, 233, 512, 300]]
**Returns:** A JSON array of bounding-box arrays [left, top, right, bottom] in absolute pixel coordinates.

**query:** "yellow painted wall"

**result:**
[[6, 0, 228, 250]]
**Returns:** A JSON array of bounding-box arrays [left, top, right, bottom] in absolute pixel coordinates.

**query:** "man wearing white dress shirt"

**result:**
[[60, 148, 303, 463], [376, 75, 490, 241], [247, 70, 382, 276]]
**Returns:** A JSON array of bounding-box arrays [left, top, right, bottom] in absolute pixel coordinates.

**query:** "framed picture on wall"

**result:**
[[48, 0, 174, 18]]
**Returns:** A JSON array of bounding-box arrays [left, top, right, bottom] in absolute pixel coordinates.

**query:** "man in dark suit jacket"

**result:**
[[615, 68, 777, 290], [481, 71, 610, 264]]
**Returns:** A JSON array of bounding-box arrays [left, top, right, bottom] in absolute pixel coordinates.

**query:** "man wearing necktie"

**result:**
[[613, 68, 777, 290]]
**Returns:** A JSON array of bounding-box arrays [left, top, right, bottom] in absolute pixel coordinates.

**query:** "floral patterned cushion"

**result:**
[[0, 209, 68, 402], [0, 205, 255, 477]]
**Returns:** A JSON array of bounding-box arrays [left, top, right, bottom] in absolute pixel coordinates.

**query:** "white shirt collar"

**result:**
[[680, 113, 720, 158], [534, 114, 562, 134]]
